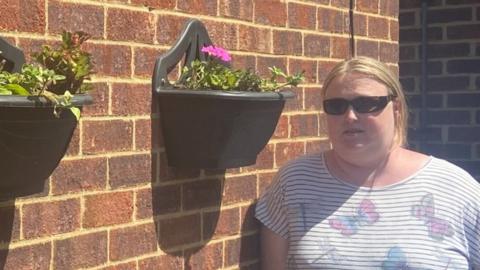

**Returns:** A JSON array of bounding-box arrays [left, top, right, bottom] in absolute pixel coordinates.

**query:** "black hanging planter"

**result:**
[[0, 96, 92, 199], [152, 19, 294, 169], [0, 37, 93, 199]]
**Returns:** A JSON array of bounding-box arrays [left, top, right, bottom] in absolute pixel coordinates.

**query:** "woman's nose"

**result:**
[[344, 106, 359, 121]]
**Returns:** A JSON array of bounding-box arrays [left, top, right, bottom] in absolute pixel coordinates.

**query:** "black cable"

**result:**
[[349, 0, 356, 57]]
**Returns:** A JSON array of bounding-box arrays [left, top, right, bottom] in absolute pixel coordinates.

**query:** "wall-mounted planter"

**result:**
[[152, 19, 294, 169], [0, 36, 93, 199], [0, 95, 92, 198]]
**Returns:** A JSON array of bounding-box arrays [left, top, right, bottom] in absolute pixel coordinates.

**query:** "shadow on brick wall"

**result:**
[[0, 200, 15, 269], [150, 97, 228, 268]]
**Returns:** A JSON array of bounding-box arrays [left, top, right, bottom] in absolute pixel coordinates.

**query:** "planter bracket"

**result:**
[[0, 38, 26, 73], [152, 19, 215, 93]]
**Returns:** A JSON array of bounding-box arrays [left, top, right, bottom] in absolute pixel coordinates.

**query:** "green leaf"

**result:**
[[70, 107, 81, 120], [5, 84, 30, 95]]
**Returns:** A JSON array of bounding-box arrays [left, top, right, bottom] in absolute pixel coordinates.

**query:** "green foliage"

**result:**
[[177, 59, 304, 92], [0, 30, 94, 118], [33, 31, 93, 95]]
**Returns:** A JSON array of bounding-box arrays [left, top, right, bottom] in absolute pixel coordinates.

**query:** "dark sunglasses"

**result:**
[[323, 95, 396, 115]]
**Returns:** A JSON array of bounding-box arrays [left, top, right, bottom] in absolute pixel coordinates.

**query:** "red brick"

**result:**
[[86, 43, 132, 77], [220, 0, 253, 21], [159, 153, 201, 183], [82, 83, 109, 116], [357, 0, 378, 13], [352, 13, 368, 36], [23, 199, 80, 239], [185, 242, 223, 269], [178, 0, 217, 16], [111, 83, 151, 116], [107, 8, 155, 43], [159, 214, 201, 248], [109, 154, 151, 188], [204, 20, 238, 50], [289, 58, 317, 84], [357, 39, 379, 59], [368, 16, 390, 39], [238, 25, 271, 53], [331, 36, 351, 59], [84, 192, 133, 228], [203, 208, 240, 239], [290, 114, 319, 137], [17, 38, 56, 62], [283, 87, 303, 112], [136, 185, 181, 219], [276, 142, 305, 167], [51, 158, 107, 194], [318, 8, 344, 33], [223, 175, 257, 205], [2, 242, 51, 270], [0, 0, 45, 33], [135, 119, 157, 151], [380, 42, 399, 63], [380, 0, 399, 17], [0, 206, 20, 242], [318, 61, 339, 83], [231, 54, 256, 71], [288, 3, 316, 30], [110, 223, 157, 261], [331, 0, 349, 8], [258, 172, 276, 196], [83, 120, 133, 154], [240, 205, 260, 232], [134, 47, 165, 77], [0, 0, 20, 31], [273, 115, 288, 139], [65, 126, 80, 156], [48, 1, 104, 38], [273, 30, 303, 56], [306, 139, 331, 154], [183, 178, 222, 210], [256, 56, 287, 79], [254, 0, 286, 26], [139, 254, 184, 270], [251, 143, 274, 170], [54, 232, 108, 269], [225, 234, 260, 266], [131, 0, 175, 9], [100, 261, 137, 270], [305, 87, 322, 111], [391, 21, 399, 41], [157, 15, 188, 46], [304, 34, 330, 57]]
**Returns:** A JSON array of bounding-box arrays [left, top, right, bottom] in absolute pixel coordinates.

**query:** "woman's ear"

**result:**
[[393, 99, 401, 114]]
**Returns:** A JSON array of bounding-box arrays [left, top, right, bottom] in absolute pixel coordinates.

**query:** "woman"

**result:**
[[255, 56, 480, 269]]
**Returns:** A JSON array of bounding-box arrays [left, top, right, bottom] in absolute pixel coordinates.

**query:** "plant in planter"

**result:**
[[153, 19, 304, 169], [0, 31, 94, 199]]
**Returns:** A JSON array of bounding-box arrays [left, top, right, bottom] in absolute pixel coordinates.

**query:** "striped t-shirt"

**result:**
[[255, 152, 480, 269]]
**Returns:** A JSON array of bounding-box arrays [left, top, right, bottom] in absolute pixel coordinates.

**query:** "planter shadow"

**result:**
[[151, 97, 226, 268], [0, 201, 15, 270]]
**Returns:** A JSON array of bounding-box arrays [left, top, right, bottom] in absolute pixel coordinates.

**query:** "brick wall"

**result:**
[[399, 0, 480, 179], [0, 1, 398, 269]]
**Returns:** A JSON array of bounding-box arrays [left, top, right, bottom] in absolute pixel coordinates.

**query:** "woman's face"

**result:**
[[324, 73, 398, 165]]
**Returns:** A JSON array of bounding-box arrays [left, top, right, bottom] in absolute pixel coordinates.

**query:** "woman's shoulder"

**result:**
[[277, 151, 326, 174]]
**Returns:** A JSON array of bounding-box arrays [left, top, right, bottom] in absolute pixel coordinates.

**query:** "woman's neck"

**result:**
[[326, 147, 399, 188]]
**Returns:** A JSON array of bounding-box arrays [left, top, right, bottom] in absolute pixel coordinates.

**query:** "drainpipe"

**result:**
[[420, 0, 429, 150]]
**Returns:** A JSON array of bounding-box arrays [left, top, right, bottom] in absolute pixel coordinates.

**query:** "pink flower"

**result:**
[[201, 45, 232, 62]]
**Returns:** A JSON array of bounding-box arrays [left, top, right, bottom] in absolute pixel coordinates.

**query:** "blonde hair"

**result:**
[[321, 56, 408, 147]]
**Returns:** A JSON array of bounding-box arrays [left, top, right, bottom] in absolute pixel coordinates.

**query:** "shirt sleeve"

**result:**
[[255, 172, 289, 238]]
